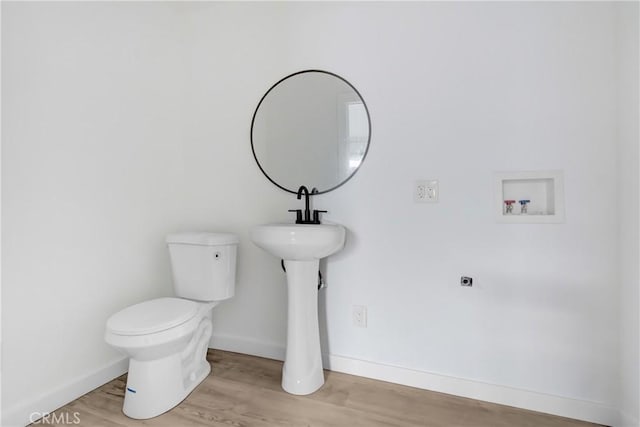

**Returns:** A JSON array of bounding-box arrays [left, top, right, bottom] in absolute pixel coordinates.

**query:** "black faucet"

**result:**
[[288, 185, 327, 224], [298, 185, 311, 223]]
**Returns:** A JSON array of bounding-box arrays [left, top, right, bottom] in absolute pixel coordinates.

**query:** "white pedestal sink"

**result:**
[[250, 223, 346, 395]]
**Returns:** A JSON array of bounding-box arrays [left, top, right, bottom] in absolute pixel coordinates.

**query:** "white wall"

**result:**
[[2, 2, 634, 426], [616, 3, 640, 427], [2, 3, 191, 425]]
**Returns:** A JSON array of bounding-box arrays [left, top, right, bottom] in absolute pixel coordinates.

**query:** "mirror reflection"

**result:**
[[251, 70, 371, 194]]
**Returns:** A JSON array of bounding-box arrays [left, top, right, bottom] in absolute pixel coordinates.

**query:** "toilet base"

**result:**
[[122, 319, 212, 419]]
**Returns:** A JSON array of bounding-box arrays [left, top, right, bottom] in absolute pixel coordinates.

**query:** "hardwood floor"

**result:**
[[43, 350, 601, 427]]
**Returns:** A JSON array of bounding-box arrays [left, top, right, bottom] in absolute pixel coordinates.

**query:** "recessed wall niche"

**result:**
[[494, 170, 565, 223]]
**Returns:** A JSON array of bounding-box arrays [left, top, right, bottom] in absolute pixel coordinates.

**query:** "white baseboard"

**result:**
[[1, 335, 622, 427], [209, 334, 619, 426], [325, 353, 619, 426], [1, 357, 128, 427]]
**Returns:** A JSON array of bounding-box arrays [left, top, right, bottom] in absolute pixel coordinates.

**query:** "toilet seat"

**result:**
[[107, 297, 198, 336]]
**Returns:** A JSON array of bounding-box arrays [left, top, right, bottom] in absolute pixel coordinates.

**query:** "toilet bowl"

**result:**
[[105, 232, 238, 419]]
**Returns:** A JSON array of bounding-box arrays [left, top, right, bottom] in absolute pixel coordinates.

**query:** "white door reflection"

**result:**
[[338, 94, 369, 182]]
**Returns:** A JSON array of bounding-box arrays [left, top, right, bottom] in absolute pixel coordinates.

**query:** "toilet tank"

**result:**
[[166, 232, 239, 302]]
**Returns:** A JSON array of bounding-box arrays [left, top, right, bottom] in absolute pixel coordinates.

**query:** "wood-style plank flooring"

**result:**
[[42, 350, 601, 427]]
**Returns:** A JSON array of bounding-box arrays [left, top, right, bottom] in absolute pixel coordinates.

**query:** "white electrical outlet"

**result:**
[[353, 305, 367, 328], [414, 180, 439, 203]]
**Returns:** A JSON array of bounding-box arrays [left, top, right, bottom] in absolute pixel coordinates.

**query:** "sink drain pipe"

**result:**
[[280, 259, 324, 290]]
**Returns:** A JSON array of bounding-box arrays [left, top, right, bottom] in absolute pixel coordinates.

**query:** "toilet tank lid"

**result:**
[[166, 232, 239, 246]]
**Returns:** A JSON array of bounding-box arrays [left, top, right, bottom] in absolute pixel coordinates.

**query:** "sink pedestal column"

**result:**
[[282, 259, 324, 395]]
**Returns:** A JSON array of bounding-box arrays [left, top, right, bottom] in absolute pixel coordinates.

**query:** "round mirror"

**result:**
[[251, 70, 371, 194]]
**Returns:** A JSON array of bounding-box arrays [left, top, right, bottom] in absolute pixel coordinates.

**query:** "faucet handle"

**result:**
[[312, 210, 327, 224], [288, 209, 302, 224]]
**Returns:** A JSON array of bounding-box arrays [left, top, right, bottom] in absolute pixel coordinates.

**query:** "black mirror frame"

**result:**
[[250, 69, 372, 195]]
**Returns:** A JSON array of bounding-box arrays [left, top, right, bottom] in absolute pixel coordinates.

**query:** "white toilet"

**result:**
[[104, 232, 238, 419]]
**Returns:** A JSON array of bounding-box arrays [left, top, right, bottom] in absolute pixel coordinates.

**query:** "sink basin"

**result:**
[[250, 222, 346, 396], [250, 223, 345, 261]]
